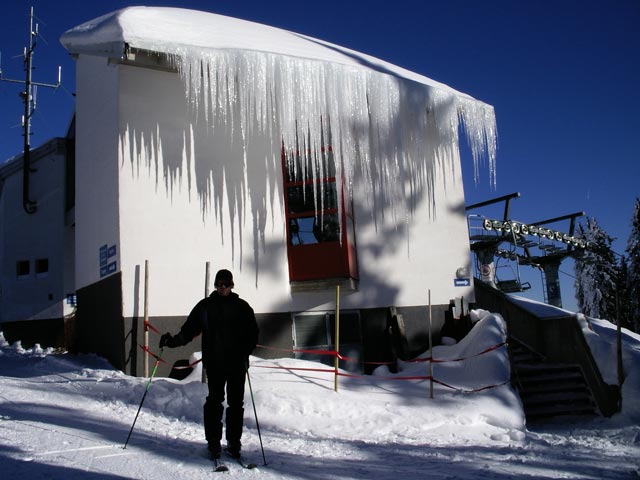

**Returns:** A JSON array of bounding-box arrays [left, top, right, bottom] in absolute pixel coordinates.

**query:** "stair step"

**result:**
[[507, 338, 598, 421], [516, 371, 584, 385], [518, 382, 590, 395], [526, 404, 596, 419], [511, 352, 543, 364], [515, 362, 581, 372], [521, 390, 594, 405]]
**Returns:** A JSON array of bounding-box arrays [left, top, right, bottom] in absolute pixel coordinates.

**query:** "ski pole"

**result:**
[[124, 347, 163, 449], [246, 363, 267, 465]]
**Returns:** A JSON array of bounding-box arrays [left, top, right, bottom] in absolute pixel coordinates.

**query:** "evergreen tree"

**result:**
[[617, 256, 632, 331], [574, 217, 618, 320], [625, 198, 640, 333]]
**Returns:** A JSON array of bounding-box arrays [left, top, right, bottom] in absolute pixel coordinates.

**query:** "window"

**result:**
[[36, 258, 49, 277], [292, 311, 362, 372], [16, 260, 30, 278], [282, 138, 358, 283]]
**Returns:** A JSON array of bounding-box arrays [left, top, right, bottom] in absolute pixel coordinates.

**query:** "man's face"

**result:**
[[216, 282, 232, 296]]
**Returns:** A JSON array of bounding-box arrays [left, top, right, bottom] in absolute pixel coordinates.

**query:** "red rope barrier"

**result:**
[[171, 358, 203, 369], [255, 365, 336, 374], [431, 377, 510, 393], [140, 345, 167, 363], [144, 320, 161, 335], [254, 341, 507, 365], [337, 372, 432, 381], [430, 342, 507, 364], [254, 361, 509, 391], [252, 341, 510, 393], [140, 342, 509, 393], [140, 345, 202, 369], [140, 340, 509, 392]]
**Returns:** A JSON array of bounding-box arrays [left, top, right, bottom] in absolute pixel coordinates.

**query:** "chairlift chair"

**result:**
[[495, 260, 531, 293]]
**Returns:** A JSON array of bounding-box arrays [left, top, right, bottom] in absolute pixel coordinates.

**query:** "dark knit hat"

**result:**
[[214, 269, 234, 288]]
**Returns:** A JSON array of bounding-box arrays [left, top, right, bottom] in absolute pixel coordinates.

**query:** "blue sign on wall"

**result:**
[[454, 278, 471, 287], [99, 243, 117, 278]]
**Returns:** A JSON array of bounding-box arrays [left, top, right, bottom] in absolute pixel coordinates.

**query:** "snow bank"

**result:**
[[578, 314, 640, 421], [2, 315, 640, 479]]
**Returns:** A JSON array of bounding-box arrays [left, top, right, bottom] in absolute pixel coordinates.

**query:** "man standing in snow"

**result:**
[[159, 269, 258, 460]]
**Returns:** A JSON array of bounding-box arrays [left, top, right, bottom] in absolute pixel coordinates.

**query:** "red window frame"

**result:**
[[282, 144, 358, 283]]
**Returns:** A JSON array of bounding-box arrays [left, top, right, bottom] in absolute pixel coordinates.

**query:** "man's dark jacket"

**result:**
[[175, 291, 258, 373]]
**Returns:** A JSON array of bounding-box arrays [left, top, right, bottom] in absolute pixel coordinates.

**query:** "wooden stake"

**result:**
[[428, 289, 434, 399], [205, 261, 211, 297], [203, 261, 211, 384], [143, 260, 149, 378], [334, 284, 340, 393]]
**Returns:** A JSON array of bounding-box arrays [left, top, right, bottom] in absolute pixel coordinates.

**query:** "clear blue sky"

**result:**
[[1, 0, 638, 312]]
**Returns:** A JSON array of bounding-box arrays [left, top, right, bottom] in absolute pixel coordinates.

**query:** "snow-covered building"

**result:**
[[2, 7, 497, 376]]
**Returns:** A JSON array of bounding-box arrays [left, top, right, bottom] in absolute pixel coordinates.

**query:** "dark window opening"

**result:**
[[292, 311, 362, 372], [289, 215, 340, 246], [36, 258, 49, 275], [16, 260, 30, 278]]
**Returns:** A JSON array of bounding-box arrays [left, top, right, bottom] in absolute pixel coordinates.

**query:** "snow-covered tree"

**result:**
[[574, 217, 618, 320], [617, 256, 633, 331], [625, 198, 640, 333]]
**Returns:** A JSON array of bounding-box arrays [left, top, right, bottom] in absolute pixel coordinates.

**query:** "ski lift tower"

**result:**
[[0, 6, 61, 214], [466, 192, 523, 290], [519, 211, 584, 308], [467, 191, 588, 308]]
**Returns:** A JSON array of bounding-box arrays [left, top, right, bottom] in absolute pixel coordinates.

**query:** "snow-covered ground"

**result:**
[[1, 311, 639, 479]]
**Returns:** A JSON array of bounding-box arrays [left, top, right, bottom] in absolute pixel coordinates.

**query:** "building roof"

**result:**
[[60, 7, 472, 100], [0, 138, 67, 179], [59, 7, 498, 219]]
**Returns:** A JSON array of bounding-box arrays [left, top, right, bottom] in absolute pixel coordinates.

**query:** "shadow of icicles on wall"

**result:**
[[117, 49, 496, 281]]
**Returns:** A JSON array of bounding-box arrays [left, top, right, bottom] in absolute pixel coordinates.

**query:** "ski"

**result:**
[[212, 458, 229, 472], [224, 448, 258, 469], [234, 457, 258, 470]]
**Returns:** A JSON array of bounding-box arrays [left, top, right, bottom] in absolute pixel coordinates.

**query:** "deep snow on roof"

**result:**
[[60, 6, 469, 99]]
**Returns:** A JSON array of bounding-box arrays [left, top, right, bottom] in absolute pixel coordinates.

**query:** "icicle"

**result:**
[[162, 45, 496, 235]]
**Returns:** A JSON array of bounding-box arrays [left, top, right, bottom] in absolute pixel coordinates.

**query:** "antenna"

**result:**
[[0, 6, 62, 214]]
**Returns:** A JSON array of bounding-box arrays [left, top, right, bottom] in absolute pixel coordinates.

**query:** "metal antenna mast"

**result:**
[[0, 6, 61, 214]]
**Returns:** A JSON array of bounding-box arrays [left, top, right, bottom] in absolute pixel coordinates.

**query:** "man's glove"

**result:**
[[159, 332, 181, 349]]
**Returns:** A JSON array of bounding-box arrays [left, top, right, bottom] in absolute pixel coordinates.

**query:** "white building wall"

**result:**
[[0, 141, 70, 322], [74, 56, 121, 291], [117, 63, 290, 318], [113, 62, 473, 318], [351, 161, 473, 308]]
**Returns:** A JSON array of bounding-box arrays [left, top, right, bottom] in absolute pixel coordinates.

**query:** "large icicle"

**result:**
[[164, 47, 496, 229]]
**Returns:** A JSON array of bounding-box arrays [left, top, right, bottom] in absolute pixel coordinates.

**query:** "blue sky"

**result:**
[[1, 0, 638, 311]]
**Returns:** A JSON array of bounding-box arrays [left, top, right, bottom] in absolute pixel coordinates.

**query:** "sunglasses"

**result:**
[[216, 283, 232, 288]]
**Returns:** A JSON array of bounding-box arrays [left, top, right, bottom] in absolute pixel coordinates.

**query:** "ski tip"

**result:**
[[212, 457, 229, 472]]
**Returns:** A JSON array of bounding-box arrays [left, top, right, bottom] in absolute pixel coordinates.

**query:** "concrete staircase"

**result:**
[[509, 337, 597, 420]]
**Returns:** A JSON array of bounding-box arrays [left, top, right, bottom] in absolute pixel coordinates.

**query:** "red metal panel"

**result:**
[[282, 143, 358, 283]]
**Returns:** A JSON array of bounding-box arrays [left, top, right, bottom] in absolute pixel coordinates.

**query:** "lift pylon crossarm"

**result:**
[[465, 192, 520, 221], [528, 211, 585, 227]]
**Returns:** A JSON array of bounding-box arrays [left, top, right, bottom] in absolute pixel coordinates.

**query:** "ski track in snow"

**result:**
[[1, 314, 639, 479]]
